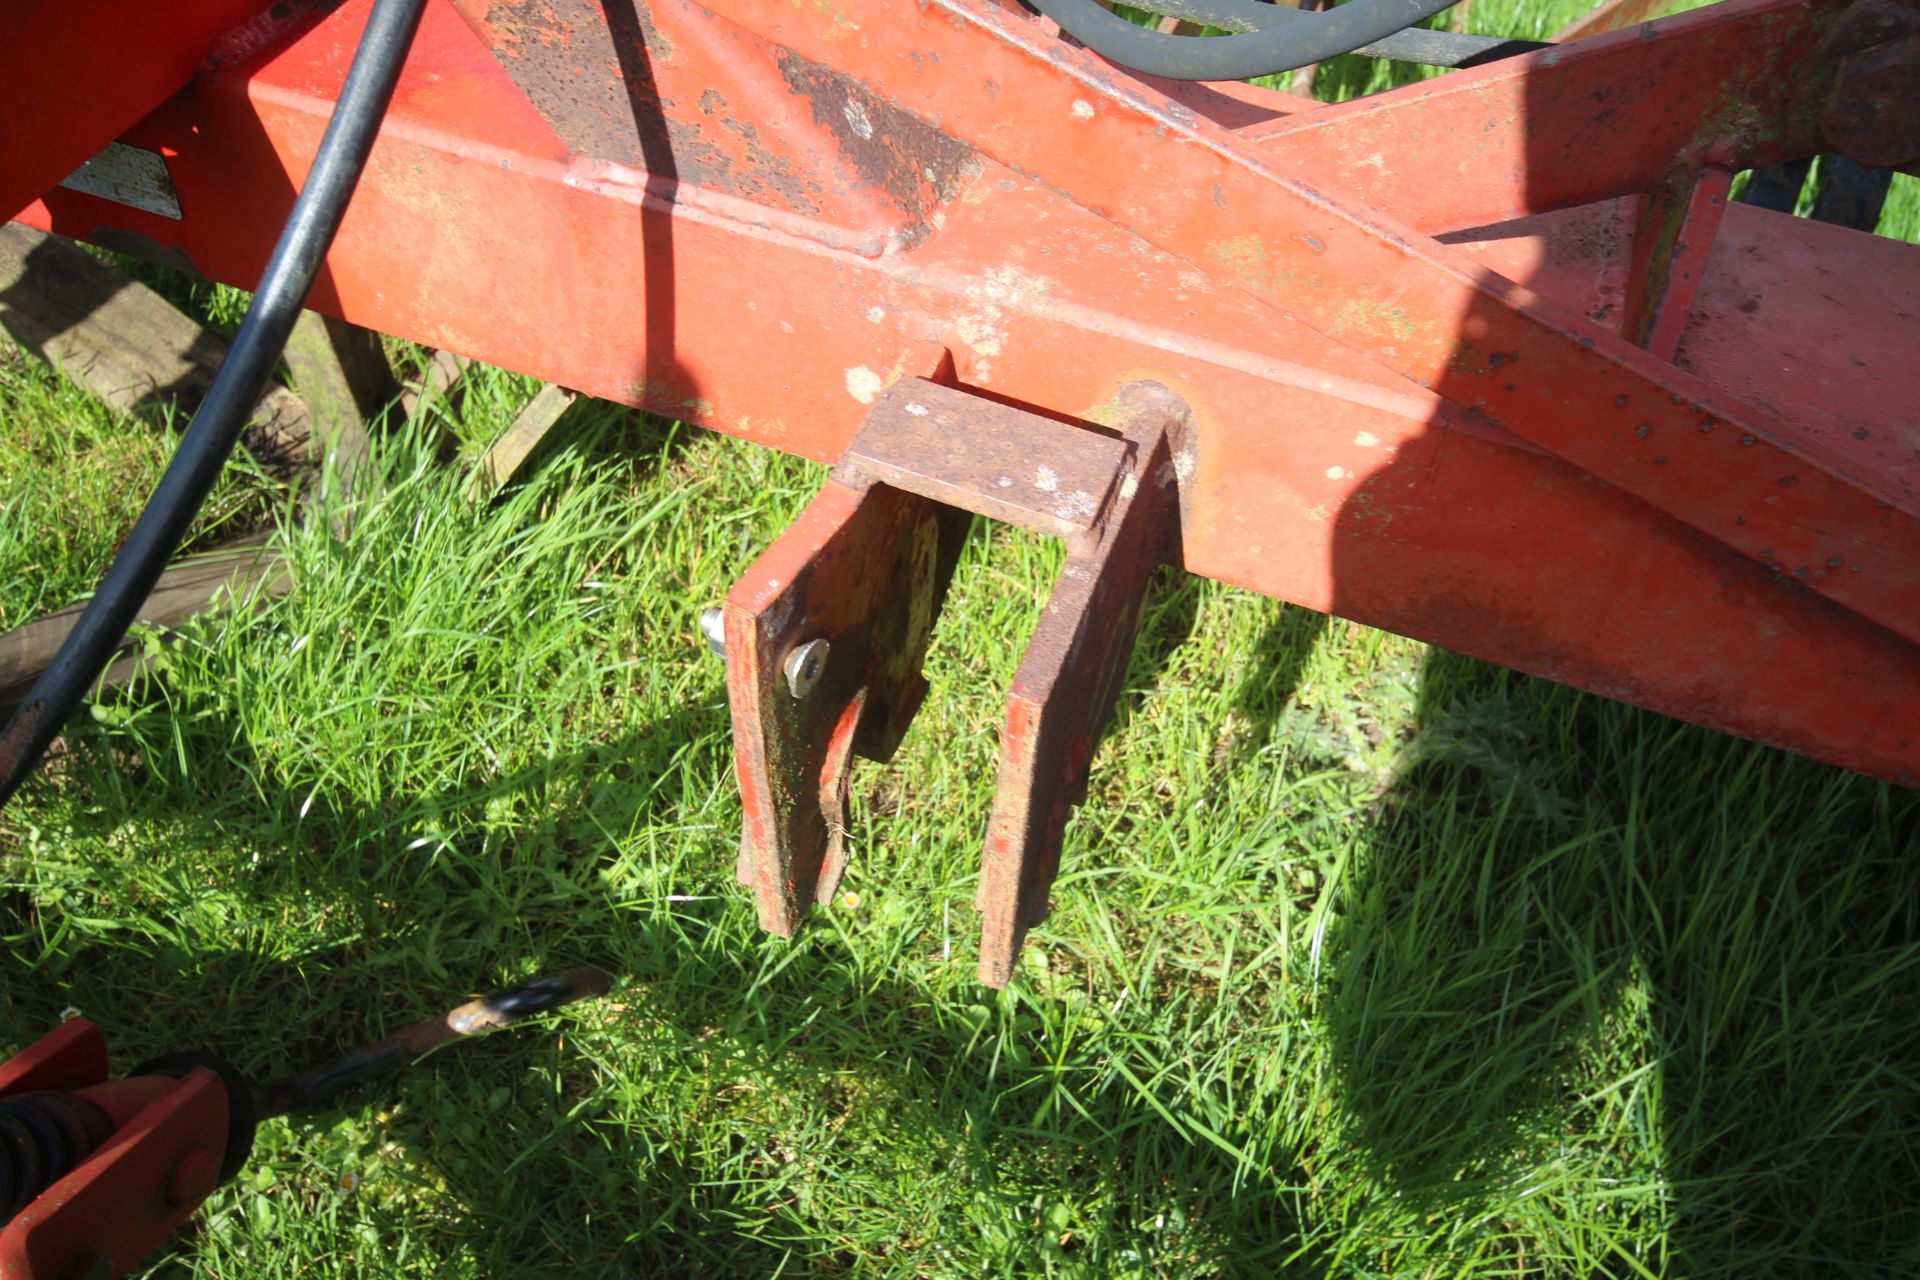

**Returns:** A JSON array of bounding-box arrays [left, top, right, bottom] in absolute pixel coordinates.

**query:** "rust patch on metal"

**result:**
[[839, 380, 1132, 538], [773, 47, 978, 241], [473, 0, 825, 213], [1823, 33, 1920, 170], [460, 0, 981, 232], [203, 0, 337, 73], [724, 481, 965, 934]]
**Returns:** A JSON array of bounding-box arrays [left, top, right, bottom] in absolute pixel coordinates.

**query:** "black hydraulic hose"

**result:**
[[1347, 27, 1547, 68], [1137, 0, 1546, 67], [1029, 0, 1465, 79], [0, 0, 428, 810]]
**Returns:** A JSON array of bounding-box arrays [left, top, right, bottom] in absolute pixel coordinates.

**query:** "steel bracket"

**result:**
[[721, 379, 1188, 984]]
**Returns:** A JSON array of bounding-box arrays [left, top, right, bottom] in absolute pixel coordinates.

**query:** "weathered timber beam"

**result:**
[[0, 534, 288, 714], [470, 383, 578, 500], [0, 224, 309, 471]]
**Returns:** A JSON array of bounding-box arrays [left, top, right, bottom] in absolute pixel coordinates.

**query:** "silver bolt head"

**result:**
[[783, 638, 830, 698], [700, 608, 726, 658]]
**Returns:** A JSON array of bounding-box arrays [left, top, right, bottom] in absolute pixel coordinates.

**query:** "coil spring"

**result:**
[[0, 1093, 115, 1226]]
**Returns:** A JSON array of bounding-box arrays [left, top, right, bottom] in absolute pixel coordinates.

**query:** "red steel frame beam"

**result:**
[[704, 0, 1918, 641], [1244, 0, 1835, 233], [0, 0, 282, 222], [11, 0, 1919, 783]]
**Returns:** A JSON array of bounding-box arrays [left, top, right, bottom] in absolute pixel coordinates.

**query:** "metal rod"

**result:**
[[253, 967, 610, 1119]]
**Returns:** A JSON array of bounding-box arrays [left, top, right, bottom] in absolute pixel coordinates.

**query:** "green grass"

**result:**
[[4, 6, 1920, 1276], [0, 347, 287, 629]]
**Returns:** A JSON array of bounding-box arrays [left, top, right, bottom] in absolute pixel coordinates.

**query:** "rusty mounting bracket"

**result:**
[[720, 378, 1189, 985], [1811, 0, 1920, 173]]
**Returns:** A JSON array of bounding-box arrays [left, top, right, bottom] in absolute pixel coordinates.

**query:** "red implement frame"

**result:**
[[0, 0, 283, 224], [7, 0, 1918, 979]]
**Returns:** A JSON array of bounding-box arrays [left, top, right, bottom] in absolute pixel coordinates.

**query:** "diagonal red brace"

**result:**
[[695, 0, 1920, 648]]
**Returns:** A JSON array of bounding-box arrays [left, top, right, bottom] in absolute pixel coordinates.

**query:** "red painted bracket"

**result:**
[[724, 473, 969, 935], [0, 1022, 230, 1280], [721, 380, 1186, 983], [974, 385, 1186, 986]]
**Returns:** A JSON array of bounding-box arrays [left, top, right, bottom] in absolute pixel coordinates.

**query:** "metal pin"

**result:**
[[783, 639, 830, 698], [700, 607, 726, 658]]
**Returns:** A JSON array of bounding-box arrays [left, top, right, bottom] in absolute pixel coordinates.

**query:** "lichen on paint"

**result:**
[[1333, 298, 1422, 342], [1208, 233, 1269, 291], [845, 365, 884, 404], [1058, 490, 1098, 521], [952, 265, 1053, 381]]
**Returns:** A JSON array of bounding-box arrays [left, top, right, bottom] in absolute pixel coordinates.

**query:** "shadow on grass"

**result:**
[[37, 627, 1916, 1275], [1319, 648, 1920, 1276], [28, 673, 1329, 1276]]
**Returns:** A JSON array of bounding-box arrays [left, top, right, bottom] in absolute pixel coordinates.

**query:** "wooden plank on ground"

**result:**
[[0, 226, 335, 717], [470, 383, 578, 499], [283, 310, 400, 495], [0, 223, 309, 470], [0, 533, 289, 713], [401, 348, 470, 422]]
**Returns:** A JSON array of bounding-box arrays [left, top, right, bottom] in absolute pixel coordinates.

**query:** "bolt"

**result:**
[[699, 608, 726, 658], [165, 1145, 218, 1207], [783, 639, 830, 698]]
